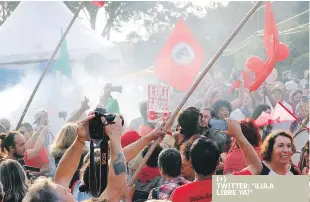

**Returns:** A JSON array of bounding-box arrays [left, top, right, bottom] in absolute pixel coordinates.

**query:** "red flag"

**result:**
[[154, 18, 204, 92], [91, 1, 105, 7], [255, 111, 274, 126], [249, 1, 279, 92], [229, 70, 255, 94], [264, 1, 279, 57]]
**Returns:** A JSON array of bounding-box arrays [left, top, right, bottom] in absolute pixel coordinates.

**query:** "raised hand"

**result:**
[[224, 118, 243, 138], [149, 123, 166, 140], [81, 96, 90, 111], [76, 111, 95, 142], [102, 115, 123, 140], [40, 125, 51, 136]]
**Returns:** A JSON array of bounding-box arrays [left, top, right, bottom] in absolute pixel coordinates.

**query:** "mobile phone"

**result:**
[[23, 165, 40, 172], [58, 111, 67, 119], [209, 119, 228, 131]]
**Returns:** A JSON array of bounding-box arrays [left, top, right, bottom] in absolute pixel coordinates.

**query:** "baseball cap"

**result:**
[[33, 110, 47, 124], [121, 130, 140, 148]]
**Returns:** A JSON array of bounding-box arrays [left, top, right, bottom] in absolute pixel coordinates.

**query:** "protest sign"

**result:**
[[147, 84, 170, 123]]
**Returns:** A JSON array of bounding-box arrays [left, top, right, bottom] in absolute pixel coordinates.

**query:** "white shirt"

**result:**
[[263, 162, 294, 175], [272, 100, 293, 132]]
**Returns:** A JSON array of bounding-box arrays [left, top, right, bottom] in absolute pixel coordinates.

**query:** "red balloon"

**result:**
[[276, 42, 290, 61], [246, 56, 264, 73]]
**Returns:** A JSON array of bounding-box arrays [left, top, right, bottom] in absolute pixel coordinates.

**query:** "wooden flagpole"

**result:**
[[15, 3, 84, 130], [128, 1, 263, 187]]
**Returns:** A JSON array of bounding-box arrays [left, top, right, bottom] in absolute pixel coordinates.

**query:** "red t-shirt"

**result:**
[[170, 169, 252, 202], [24, 147, 50, 169]]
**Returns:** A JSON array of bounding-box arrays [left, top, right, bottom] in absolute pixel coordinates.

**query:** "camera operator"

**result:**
[[54, 111, 127, 201]]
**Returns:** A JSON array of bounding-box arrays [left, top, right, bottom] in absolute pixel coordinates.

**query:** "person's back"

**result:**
[[170, 119, 263, 202], [149, 148, 189, 200]]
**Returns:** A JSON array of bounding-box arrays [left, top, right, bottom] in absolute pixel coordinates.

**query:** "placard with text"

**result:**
[[147, 84, 170, 123]]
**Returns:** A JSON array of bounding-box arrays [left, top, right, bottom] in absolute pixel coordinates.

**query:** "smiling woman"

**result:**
[[260, 131, 301, 175]]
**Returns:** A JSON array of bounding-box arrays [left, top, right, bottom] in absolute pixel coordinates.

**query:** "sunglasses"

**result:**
[[19, 131, 25, 135]]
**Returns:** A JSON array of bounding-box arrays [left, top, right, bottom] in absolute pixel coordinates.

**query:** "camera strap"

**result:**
[[89, 139, 109, 197]]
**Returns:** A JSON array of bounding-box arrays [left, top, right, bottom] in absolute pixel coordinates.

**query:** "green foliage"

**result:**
[[0, 1, 307, 78]]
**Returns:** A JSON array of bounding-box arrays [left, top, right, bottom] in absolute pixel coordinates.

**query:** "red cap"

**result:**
[[121, 130, 140, 148]]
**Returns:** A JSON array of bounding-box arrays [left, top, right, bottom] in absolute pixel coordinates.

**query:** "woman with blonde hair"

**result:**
[[0, 159, 28, 202], [51, 122, 88, 188]]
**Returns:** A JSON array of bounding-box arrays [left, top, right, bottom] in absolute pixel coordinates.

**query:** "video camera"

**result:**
[[88, 108, 124, 197]]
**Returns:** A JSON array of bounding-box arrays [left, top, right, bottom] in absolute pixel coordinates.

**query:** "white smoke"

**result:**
[[0, 62, 151, 134]]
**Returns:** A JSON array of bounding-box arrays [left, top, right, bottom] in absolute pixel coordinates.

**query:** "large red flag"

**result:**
[[154, 19, 204, 92], [249, 1, 279, 92], [91, 1, 105, 7], [264, 1, 279, 57]]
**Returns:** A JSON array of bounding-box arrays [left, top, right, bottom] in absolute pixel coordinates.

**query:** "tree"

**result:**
[[64, 1, 99, 30], [0, 1, 19, 25]]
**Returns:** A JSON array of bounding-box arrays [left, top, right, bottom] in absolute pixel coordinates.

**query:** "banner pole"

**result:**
[[15, 3, 84, 130], [128, 1, 263, 187]]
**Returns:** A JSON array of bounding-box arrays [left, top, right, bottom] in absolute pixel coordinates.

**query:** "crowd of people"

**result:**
[[0, 70, 309, 202]]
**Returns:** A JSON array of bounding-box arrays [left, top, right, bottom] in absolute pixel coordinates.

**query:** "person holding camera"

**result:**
[[53, 111, 127, 201]]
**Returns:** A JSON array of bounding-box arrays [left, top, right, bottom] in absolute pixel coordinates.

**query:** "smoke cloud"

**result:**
[[0, 62, 151, 134]]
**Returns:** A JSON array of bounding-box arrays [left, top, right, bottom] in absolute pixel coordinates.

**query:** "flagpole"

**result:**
[[128, 1, 263, 187], [15, 3, 84, 130], [278, 101, 309, 132]]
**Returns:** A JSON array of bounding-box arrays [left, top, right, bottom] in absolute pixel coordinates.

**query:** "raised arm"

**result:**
[[122, 127, 165, 162], [225, 119, 262, 175], [54, 113, 95, 188], [98, 116, 127, 201], [26, 126, 49, 160], [24, 127, 43, 149], [231, 78, 245, 110], [96, 84, 113, 109], [66, 97, 90, 123]]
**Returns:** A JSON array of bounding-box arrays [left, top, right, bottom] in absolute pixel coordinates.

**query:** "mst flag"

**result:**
[[249, 1, 279, 92], [154, 18, 204, 92]]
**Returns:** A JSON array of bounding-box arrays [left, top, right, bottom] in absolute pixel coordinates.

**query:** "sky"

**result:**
[[78, 1, 229, 42]]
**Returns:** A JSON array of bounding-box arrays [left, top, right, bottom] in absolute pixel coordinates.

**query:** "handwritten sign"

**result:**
[[147, 84, 170, 123]]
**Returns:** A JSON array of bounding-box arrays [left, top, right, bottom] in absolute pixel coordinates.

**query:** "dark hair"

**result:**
[[158, 148, 182, 177], [79, 149, 101, 192], [23, 177, 60, 202], [289, 89, 303, 102], [142, 144, 163, 168], [20, 123, 33, 132], [261, 131, 296, 162], [212, 100, 232, 118], [0, 159, 28, 201], [0, 181, 3, 201], [180, 142, 192, 162], [251, 104, 271, 120], [190, 137, 220, 176], [177, 107, 200, 139], [299, 140, 309, 171], [240, 118, 261, 147], [0, 132, 20, 153]]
